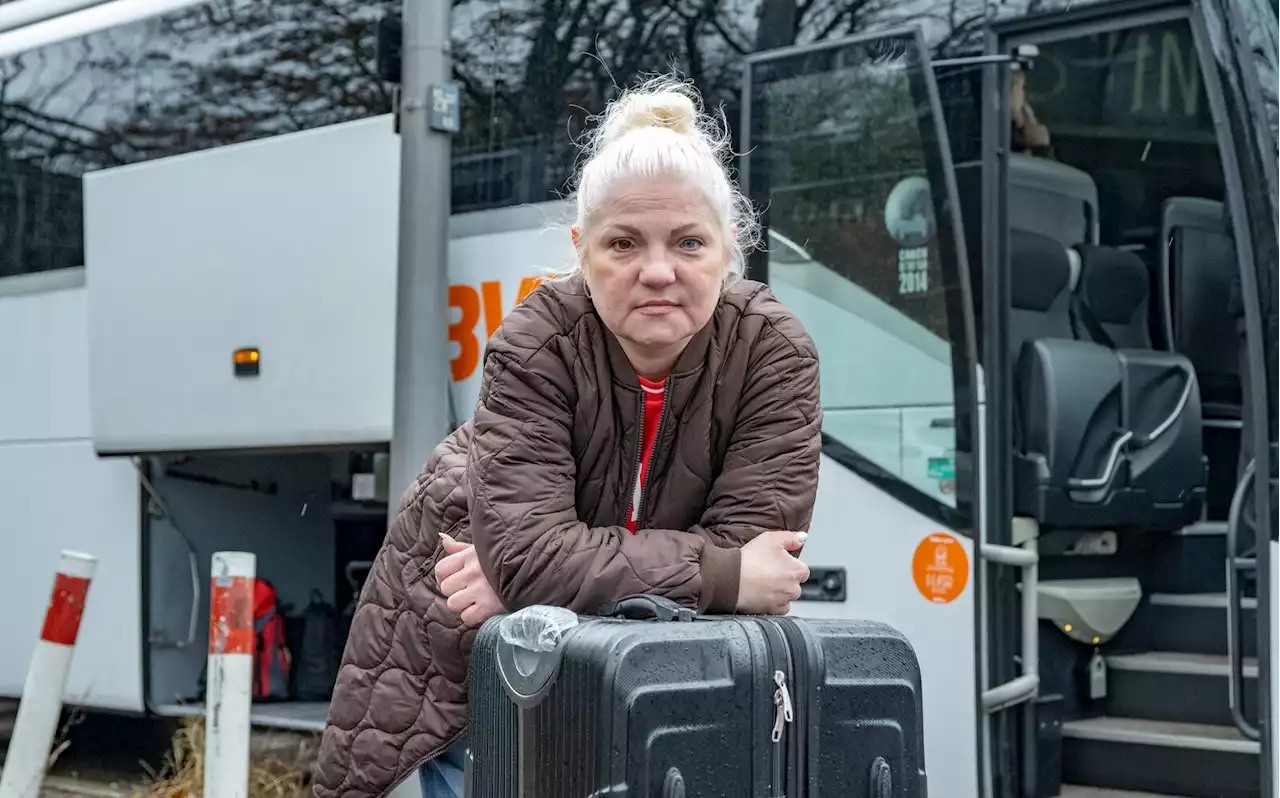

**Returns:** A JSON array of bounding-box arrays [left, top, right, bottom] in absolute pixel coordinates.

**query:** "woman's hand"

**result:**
[[735, 531, 810, 616], [435, 533, 507, 627]]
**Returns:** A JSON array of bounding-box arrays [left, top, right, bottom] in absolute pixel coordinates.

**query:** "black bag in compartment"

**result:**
[[293, 591, 340, 701], [467, 594, 926, 797]]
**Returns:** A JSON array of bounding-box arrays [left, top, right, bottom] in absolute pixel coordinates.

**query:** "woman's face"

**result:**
[[577, 176, 730, 372]]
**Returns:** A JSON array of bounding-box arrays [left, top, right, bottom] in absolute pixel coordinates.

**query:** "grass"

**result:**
[[141, 719, 309, 798]]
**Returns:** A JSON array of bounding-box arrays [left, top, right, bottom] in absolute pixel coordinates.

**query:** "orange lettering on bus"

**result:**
[[448, 284, 481, 381], [481, 281, 503, 339], [449, 275, 556, 382], [516, 276, 546, 304]]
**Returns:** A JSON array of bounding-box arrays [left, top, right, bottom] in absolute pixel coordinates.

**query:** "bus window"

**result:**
[[1020, 17, 1221, 249], [744, 32, 974, 516]]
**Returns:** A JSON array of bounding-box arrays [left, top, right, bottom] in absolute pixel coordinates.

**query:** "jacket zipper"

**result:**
[[629, 384, 668, 530], [626, 392, 644, 530], [371, 727, 468, 798]]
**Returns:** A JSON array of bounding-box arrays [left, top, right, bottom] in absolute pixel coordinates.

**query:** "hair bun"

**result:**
[[596, 85, 700, 150], [570, 73, 760, 279]]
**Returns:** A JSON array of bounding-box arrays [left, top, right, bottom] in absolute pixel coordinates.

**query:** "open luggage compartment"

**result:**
[[142, 449, 390, 731]]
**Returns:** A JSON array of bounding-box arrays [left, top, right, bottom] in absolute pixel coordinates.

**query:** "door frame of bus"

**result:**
[[991, 1, 1278, 796], [1195, 3, 1279, 797], [739, 27, 986, 798]]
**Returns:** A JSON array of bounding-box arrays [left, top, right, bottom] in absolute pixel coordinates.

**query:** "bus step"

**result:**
[[1062, 716, 1260, 798]]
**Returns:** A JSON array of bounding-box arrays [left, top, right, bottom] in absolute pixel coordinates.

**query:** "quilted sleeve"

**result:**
[[466, 338, 741, 615], [690, 316, 822, 557]]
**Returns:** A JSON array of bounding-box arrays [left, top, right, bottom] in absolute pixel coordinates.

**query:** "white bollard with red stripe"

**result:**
[[204, 552, 257, 798], [0, 551, 97, 798]]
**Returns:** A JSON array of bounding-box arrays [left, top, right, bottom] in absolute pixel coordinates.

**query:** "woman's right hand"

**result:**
[[734, 531, 810, 615], [436, 533, 507, 627]]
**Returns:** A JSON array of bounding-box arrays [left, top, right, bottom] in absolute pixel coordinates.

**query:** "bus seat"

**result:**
[[1070, 244, 1152, 350], [1006, 231, 1206, 530], [1013, 335, 1206, 530], [1159, 197, 1241, 419], [1009, 228, 1076, 359], [1008, 153, 1099, 247]]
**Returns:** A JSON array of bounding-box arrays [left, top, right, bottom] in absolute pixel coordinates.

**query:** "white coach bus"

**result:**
[[1, 1, 1274, 796]]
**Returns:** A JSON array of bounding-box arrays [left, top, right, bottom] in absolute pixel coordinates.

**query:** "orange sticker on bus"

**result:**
[[912, 532, 969, 604], [449, 276, 548, 381]]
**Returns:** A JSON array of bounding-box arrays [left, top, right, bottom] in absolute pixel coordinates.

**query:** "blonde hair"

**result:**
[[567, 75, 759, 276]]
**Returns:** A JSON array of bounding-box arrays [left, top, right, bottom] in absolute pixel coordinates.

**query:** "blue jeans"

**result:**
[[417, 737, 467, 798]]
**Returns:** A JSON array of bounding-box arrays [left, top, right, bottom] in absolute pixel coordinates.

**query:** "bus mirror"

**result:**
[[377, 12, 403, 84]]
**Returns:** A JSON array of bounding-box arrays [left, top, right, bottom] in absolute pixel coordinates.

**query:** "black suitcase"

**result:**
[[467, 594, 926, 797]]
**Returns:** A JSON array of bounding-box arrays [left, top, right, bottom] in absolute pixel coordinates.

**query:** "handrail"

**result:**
[[983, 673, 1039, 712], [982, 543, 1038, 567], [1068, 431, 1133, 489], [980, 543, 1040, 712], [980, 537, 1040, 798], [1136, 362, 1196, 445], [1225, 458, 1261, 742]]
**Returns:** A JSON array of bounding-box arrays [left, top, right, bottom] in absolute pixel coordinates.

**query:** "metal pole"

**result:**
[[389, 1, 455, 501]]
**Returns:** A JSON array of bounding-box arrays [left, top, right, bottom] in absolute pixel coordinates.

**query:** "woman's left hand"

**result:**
[[436, 533, 507, 627]]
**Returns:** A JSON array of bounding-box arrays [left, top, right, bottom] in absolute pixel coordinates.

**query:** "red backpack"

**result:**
[[252, 579, 292, 701]]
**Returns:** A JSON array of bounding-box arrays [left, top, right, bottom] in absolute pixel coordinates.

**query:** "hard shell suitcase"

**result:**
[[466, 594, 926, 797]]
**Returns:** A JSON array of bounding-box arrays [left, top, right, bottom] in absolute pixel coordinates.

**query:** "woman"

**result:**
[[312, 76, 821, 798]]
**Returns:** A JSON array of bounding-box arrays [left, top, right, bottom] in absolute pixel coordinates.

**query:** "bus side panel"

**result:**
[[796, 455, 978, 798], [0, 282, 144, 712], [84, 116, 401, 455], [446, 202, 576, 413]]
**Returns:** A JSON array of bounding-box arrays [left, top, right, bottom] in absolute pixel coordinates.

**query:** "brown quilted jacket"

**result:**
[[312, 273, 821, 798]]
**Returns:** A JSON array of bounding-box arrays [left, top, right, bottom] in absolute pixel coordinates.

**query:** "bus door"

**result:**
[[983, 0, 1277, 796], [741, 27, 984, 798]]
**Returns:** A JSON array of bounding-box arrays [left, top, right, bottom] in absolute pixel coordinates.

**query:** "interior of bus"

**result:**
[[949, 7, 1267, 797]]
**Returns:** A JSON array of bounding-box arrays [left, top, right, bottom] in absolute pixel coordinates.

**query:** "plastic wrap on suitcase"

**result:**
[[466, 594, 926, 797]]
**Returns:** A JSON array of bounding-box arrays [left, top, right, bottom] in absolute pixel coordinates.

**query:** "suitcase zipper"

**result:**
[[761, 622, 793, 795], [771, 670, 794, 742], [775, 618, 811, 798]]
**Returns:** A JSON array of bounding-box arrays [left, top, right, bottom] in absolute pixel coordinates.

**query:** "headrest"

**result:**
[[1077, 245, 1148, 324], [1008, 154, 1099, 246], [1163, 197, 1232, 281], [1162, 197, 1226, 236], [1009, 154, 1099, 208], [1010, 228, 1072, 311]]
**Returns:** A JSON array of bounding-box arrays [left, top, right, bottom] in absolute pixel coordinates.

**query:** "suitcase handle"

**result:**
[[597, 594, 695, 622]]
